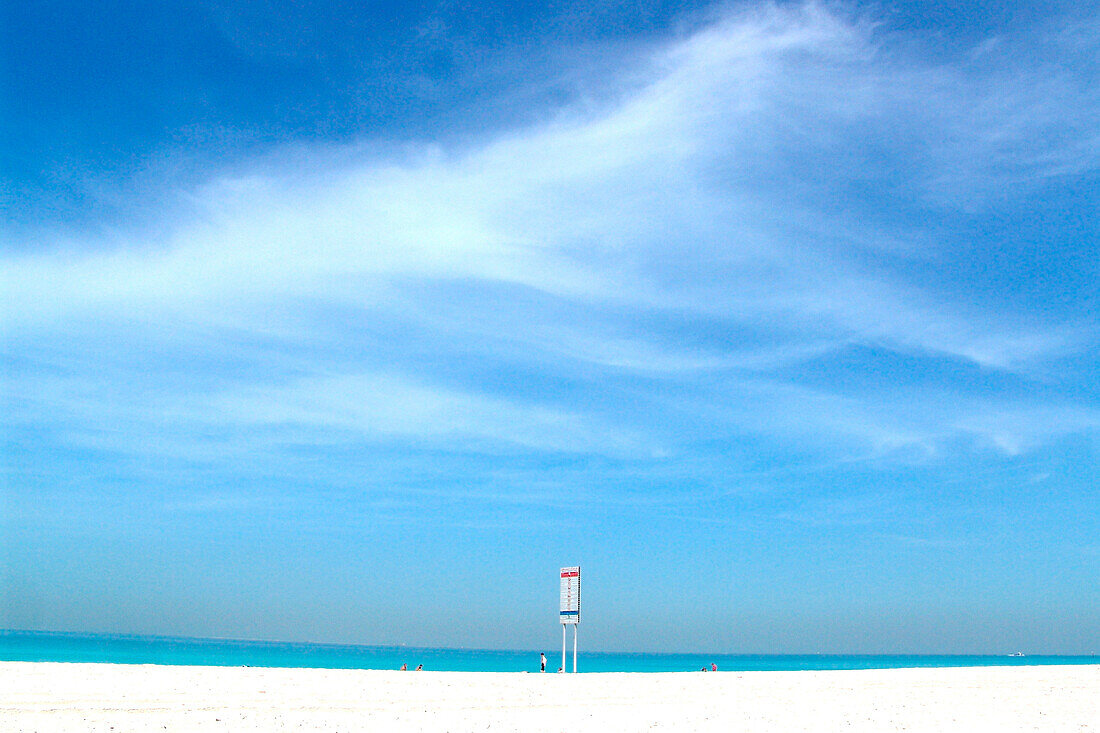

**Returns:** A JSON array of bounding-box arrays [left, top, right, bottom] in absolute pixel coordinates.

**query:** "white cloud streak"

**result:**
[[3, 3, 1098, 468]]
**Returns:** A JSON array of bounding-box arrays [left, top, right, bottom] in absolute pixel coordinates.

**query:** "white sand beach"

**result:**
[[2, 662, 1097, 731]]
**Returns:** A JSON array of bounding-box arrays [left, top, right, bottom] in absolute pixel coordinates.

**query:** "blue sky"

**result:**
[[1, 0, 1098, 654]]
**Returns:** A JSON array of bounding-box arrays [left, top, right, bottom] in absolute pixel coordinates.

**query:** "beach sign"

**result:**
[[560, 566, 581, 672], [560, 566, 580, 624]]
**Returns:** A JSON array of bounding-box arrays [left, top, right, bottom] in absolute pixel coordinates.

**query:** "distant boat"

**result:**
[[1008, 652, 1025, 657]]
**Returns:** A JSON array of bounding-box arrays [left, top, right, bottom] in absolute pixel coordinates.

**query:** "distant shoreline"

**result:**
[[3, 630, 1097, 674]]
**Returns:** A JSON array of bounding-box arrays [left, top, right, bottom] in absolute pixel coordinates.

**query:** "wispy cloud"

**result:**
[[2, 2, 1098, 494], [211, 372, 654, 456]]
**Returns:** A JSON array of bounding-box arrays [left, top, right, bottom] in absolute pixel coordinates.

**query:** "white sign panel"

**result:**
[[560, 566, 580, 624]]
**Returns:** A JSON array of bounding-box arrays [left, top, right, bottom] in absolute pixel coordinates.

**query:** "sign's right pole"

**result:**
[[572, 624, 578, 673]]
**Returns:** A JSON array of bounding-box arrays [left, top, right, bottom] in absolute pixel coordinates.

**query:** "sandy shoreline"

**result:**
[[2, 661, 1097, 731]]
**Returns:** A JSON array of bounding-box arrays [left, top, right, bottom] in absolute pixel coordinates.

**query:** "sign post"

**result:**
[[559, 566, 580, 672]]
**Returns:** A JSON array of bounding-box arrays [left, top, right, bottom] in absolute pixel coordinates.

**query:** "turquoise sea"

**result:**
[[2, 631, 1097, 673]]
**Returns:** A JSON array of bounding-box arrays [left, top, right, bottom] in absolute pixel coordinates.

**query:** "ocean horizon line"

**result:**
[[3, 629, 1098, 673]]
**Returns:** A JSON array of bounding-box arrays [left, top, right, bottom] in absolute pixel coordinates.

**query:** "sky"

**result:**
[[1, 0, 1098, 654]]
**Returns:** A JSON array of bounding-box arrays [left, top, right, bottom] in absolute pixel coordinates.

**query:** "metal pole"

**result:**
[[562, 624, 566, 672], [572, 625, 578, 673]]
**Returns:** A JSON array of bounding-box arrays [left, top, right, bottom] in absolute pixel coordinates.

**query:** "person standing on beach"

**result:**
[[540, 653, 547, 672], [711, 663, 717, 672]]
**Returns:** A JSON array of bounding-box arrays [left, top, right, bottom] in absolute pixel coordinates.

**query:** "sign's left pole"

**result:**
[[561, 624, 566, 672]]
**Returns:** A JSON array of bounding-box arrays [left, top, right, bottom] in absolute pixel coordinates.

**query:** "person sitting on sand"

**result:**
[[400, 663, 407, 671], [557, 667, 563, 673], [415, 664, 423, 671]]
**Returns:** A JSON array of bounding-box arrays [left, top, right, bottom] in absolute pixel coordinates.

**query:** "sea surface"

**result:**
[[2, 631, 1097, 673]]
